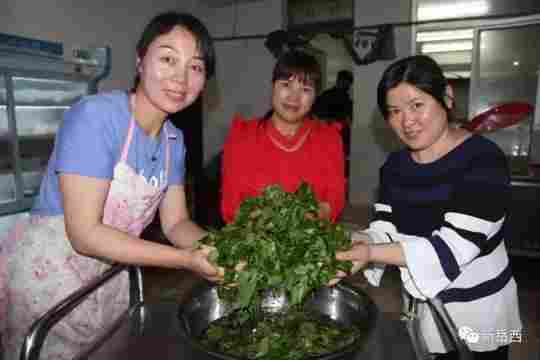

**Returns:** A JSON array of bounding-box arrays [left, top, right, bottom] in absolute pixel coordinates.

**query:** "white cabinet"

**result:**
[[0, 37, 110, 216]]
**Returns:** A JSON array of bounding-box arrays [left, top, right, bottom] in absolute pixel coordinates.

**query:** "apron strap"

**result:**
[[122, 93, 171, 180]]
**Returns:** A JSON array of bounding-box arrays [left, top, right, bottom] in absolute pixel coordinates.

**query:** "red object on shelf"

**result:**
[[463, 102, 534, 133]]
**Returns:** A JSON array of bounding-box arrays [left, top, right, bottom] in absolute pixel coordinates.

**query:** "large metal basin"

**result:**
[[177, 281, 378, 360]]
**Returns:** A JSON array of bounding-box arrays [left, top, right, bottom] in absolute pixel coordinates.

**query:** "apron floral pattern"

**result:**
[[0, 113, 171, 360]]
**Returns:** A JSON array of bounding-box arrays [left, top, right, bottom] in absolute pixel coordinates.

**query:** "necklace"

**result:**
[[267, 128, 311, 152]]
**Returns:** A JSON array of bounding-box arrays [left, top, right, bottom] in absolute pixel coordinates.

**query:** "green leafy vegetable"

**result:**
[[200, 182, 353, 316], [199, 309, 365, 360]]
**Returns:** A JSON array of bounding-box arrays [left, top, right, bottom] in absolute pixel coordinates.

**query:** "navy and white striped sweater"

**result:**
[[367, 134, 522, 352], [370, 135, 512, 303]]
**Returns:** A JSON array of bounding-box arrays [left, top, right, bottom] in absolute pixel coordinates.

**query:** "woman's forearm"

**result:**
[[165, 219, 207, 249], [70, 223, 196, 269], [369, 242, 407, 267]]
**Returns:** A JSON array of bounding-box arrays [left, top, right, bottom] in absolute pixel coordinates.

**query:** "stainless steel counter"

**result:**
[[87, 301, 417, 360]]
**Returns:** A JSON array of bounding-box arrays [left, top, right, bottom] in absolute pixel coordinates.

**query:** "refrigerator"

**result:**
[[0, 33, 110, 232]]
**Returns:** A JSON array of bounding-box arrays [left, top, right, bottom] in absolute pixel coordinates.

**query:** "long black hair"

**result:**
[[377, 55, 455, 122], [133, 11, 215, 88]]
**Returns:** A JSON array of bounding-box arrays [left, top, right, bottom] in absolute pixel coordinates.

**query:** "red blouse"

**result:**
[[221, 114, 346, 223]]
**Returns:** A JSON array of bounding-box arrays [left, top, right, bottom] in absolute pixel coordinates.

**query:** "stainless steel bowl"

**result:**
[[177, 281, 378, 360]]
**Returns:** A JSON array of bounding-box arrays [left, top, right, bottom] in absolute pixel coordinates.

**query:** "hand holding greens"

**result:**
[[199, 182, 353, 314]]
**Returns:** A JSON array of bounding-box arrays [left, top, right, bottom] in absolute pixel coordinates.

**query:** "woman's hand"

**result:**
[[328, 231, 372, 286], [318, 202, 331, 220], [188, 246, 225, 282], [336, 240, 371, 272], [305, 202, 331, 221]]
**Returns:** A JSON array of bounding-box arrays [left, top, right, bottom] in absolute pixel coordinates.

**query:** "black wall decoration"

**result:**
[[347, 25, 396, 65], [264, 25, 395, 66]]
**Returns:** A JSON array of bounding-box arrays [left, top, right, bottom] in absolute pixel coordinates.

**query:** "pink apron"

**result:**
[[1, 111, 171, 360]]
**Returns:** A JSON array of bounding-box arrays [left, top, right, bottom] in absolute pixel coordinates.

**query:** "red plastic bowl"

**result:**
[[464, 102, 534, 133]]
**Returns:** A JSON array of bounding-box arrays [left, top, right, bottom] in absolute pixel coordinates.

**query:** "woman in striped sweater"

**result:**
[[337, 55, 521, 359]]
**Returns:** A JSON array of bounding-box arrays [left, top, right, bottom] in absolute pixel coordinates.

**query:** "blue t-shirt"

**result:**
[[32, 90, 186, 216]]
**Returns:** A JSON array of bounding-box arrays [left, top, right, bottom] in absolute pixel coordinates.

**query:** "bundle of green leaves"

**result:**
[[199, 182, 353, 316]]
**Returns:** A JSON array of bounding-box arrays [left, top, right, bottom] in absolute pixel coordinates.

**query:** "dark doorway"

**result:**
[[170, 97, 203, 205], [141, 98, 223, 244], [170, 98, 223, 229]]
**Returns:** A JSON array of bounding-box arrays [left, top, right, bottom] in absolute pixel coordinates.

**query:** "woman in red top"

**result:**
[[221, 50, 346, 223]]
